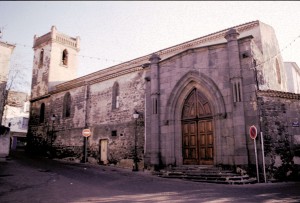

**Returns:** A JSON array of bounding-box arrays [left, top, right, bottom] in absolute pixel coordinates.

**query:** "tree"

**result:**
[[1, 61, 31, 126], [0, 27, 31, 129]]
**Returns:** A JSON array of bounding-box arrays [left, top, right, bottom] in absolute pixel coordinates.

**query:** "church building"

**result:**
[[27, 21, 300, 180]]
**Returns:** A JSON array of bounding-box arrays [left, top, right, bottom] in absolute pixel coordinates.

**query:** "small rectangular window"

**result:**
[[111, 130, 117, 137]]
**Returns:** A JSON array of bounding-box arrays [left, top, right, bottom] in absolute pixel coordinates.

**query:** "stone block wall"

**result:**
[[87, 71, 146, 165], [259, 94, 300, 180], [155, 35, 257, 167], [28, 70, 146, 166]]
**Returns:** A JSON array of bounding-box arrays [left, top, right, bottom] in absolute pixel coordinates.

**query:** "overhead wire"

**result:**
[[2, 33, 300, 71], [5, 42, 124, 64], [253, 34, 300, 69]]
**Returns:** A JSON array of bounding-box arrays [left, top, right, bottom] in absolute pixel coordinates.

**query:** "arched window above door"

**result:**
[[182, 88, 212, 120]]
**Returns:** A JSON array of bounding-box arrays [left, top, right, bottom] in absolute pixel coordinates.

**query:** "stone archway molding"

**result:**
[[162, 70, 227, 166], [164, 70, 227, 123]]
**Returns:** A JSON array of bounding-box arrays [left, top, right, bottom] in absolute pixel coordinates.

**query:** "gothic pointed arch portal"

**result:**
[[182, 88, 214, 165]]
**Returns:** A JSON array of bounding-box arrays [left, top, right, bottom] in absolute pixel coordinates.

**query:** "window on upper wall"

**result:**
[[63, 92, 71, 118], [62, 49, 68, 66], [276, 59, 281, 84], [39, 103, 45, 123], [233, 82, 242, 103], [38, 49, 44, 68], [112, 82, 120, 110], [21, 117, 29, 129]]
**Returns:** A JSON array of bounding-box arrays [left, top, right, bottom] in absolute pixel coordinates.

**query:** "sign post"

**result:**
[[260, 132, 267, 183], [249, 125, 259, 183], [82, 129, 91, 163]]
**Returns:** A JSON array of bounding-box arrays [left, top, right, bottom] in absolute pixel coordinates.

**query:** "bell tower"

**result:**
[[31, 26, 80, 99]]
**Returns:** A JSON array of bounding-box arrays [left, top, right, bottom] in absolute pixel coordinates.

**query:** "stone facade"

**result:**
[[258, 90, 300, 180], [27, 21, 300, 180]]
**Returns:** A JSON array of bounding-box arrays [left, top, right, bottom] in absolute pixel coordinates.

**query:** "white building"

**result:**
[[284, 62, 300, 94], [0, 40, 15, 157], [2, 91, 30, 149]]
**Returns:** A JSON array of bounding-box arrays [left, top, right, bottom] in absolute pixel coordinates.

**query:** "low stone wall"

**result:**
[[259, 95, 300, 180]]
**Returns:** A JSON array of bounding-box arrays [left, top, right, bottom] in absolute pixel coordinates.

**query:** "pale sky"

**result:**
[[1, 1, 300, 93]]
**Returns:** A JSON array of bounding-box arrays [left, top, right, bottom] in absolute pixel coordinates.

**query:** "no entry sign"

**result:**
[[249, 125, 257, 140], [82, 128, 91, 137]]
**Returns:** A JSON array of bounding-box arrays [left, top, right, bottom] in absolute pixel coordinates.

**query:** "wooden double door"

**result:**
[[182, 89, 214, 165]]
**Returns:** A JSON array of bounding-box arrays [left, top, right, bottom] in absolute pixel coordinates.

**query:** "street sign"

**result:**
[[292, 121, 299, 127], [82, 128, 91, 137], [249, 125, 257, 140], [249, 125, 259, 182]]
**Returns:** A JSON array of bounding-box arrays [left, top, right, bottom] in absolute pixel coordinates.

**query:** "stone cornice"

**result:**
[[159, 35, 254, 64], [54, 32, 79, 50], [33, 32, 51, 48], [30, 94, 51, 103], [0, 41, 15, 49], [33, 31, 79, 50], [52, 66, 143, 93], [156, 20, 258, 56], [258, 90, 300, 100]]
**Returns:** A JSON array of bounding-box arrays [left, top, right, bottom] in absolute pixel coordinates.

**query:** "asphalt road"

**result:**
[[0, 150, 300, 203]]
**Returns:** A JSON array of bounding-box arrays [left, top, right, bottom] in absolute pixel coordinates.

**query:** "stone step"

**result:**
[[159, 173, 256, 185], [188, 177, 257, 185], [166, 170, 236, 175], [165, 172, 250, 178], [155, 166, 257, 185]]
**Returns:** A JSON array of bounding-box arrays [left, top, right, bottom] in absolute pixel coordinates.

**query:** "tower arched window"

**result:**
[[39, 49, 44, 68], [39, 103, 45, 123], [62, 49, 68, 66], [63, 92, 71, 118], [112, 82, 120, 110]]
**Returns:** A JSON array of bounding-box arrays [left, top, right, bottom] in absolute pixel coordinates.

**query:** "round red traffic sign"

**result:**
[[82, 129, 91, 137], [249, 125, 257, 140]]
